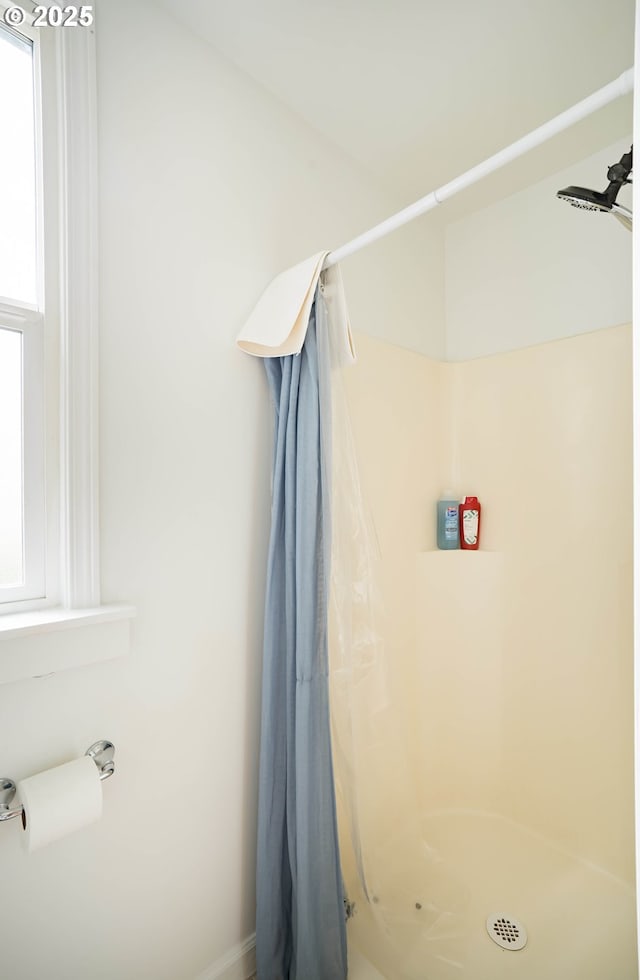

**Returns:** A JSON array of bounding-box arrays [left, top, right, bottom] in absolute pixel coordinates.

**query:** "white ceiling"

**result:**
[[155, 0, 635, 215]]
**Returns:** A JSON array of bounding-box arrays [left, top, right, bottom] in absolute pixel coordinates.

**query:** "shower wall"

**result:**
[[344, 322, 634, 886], [339, 333, 448, 842], [450, 323, 634, 880]]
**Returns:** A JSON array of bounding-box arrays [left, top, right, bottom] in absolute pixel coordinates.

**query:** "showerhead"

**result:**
[[556, 185, 618, 212], [556, 146, 632, 230]]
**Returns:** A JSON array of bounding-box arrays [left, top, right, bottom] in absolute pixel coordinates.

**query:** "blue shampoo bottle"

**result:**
[[437, 491, 460, 550]]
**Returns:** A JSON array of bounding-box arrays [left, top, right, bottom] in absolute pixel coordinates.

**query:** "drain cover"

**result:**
[[486, 914, 527, 951]]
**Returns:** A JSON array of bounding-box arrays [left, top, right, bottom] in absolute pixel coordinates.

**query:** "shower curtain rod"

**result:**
[[323, 67, 634, 269]]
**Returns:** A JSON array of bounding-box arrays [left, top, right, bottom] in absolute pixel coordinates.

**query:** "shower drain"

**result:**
[[486, 914, 528, 951]]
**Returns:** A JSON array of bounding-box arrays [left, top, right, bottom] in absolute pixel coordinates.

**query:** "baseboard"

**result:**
[[194, 934, 256, 980]]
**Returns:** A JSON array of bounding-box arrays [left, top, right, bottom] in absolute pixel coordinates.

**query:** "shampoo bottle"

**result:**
[[459, 496, 481, 550], [437, 491, 459, 550]]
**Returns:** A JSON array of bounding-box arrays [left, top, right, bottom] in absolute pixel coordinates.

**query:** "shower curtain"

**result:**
[[256, 292, 347, 980]]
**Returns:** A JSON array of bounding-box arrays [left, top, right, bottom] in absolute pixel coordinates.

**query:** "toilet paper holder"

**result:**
[[0, 740, 115, 824]]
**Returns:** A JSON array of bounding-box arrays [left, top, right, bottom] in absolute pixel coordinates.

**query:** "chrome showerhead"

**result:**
[[556, 146, 632, 230]]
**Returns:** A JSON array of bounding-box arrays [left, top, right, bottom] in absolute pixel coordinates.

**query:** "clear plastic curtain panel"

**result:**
[[320, 269, 423, 924], [320, 270, 467, 979]]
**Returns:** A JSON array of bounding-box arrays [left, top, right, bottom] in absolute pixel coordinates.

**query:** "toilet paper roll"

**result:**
[[18, 755, 103, 852]]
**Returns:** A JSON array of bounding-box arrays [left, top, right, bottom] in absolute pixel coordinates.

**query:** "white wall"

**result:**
[[0, 1, 443, 978], [445, 138, 633, 360]]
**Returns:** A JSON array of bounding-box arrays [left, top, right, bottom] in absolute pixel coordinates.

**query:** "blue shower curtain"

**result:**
[[256, 293, 347, 980]]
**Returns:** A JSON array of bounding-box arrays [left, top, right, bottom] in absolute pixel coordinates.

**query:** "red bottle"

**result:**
[[459, 496, 481, 550]]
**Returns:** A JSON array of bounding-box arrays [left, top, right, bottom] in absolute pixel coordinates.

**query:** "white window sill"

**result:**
[[0, 604, 136, 685]]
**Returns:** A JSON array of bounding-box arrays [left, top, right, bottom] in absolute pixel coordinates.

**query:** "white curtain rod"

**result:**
[[323, 67, 634, 269]]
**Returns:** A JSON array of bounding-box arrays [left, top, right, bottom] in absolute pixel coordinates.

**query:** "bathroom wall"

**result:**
[[0, 1, 444, 978], [445, 138, 633, 360]]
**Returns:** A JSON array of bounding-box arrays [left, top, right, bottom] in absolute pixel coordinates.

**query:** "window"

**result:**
[[0, 14, 46, 608], [0, 4, 134, 673], [0, 22, 37, 304]]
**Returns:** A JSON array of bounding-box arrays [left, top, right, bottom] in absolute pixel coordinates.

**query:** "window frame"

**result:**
[[0, 0, 100, 617], [0, 0, 101, 615], [0, 0, 134, 683]]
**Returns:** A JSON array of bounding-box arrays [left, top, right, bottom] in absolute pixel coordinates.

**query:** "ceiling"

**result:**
[[155, 0, 635, 216]]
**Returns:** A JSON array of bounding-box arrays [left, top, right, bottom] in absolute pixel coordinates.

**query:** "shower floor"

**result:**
[[348, 945, 387, 979], [346, 809, 636, 980]]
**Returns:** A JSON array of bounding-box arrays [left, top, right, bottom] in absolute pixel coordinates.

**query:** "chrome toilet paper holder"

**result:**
[[0, 740, 115, 825]]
